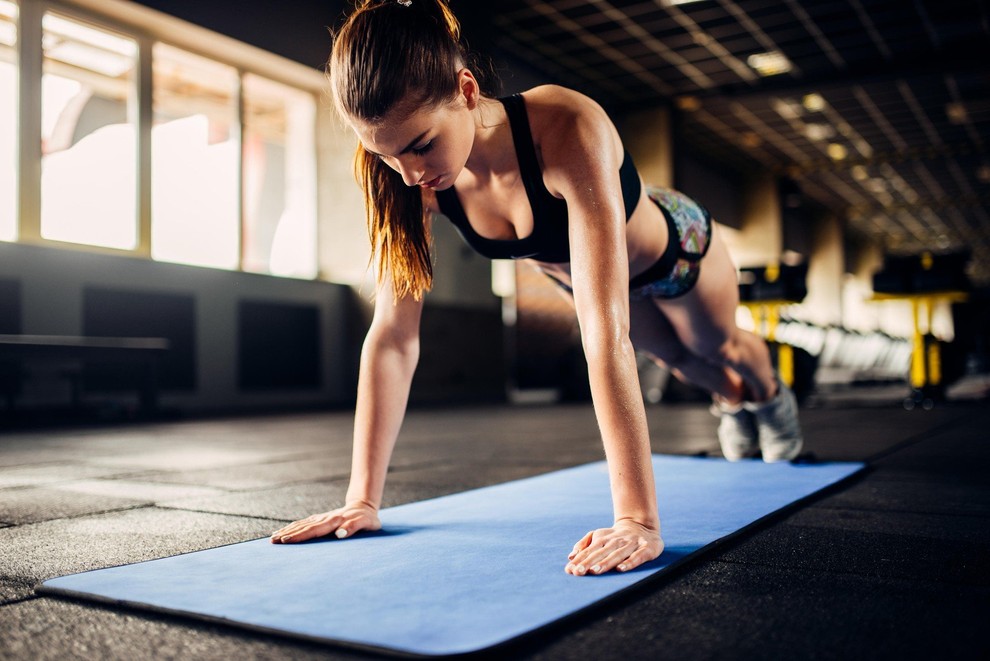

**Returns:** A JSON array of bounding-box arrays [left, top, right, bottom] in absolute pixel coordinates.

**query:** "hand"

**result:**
[[565, 519, 663, 576], [270, 500, 381, 544]]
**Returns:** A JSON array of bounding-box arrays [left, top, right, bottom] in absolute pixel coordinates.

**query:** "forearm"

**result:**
[[345, 331, 419, 509], [584, 334, 659, 530]]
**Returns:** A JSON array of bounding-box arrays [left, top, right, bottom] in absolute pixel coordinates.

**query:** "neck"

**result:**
[[463, 96, 506, 176]]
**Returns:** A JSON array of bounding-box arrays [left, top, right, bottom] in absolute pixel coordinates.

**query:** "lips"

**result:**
[[420, 175, 442, 188]]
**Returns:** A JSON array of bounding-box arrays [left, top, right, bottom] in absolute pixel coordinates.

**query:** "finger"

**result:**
[[571, 533, 620, 565], [334, 513, 380, 539], [577, 539, 635, 575], [588, 541, 639, 575], [277, 515, 342, 544], [568, 530, 595, 560], [615, 544, 661, 572]]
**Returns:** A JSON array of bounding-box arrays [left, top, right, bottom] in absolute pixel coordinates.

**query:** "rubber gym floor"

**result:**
[[1, 384, 988, 660]]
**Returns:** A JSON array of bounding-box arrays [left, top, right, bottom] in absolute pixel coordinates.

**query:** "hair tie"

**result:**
[[397, 0, 411, 6]]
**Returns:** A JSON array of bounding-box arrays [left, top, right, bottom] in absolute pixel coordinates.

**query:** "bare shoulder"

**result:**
[[519, 85, 611, 133], [518, 85, 623, 182]]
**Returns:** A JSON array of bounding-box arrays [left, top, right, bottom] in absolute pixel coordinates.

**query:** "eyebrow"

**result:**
[[368, 130, 430, 158]]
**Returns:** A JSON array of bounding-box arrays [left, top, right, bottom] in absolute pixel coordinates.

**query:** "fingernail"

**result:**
[[576, 564, 586, 575], [618, 563, 628, 571], [335, 529, 348, 539], [591, 565, 602, 574]]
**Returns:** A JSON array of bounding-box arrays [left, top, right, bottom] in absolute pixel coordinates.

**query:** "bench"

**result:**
[[0, 334, 170, 415]]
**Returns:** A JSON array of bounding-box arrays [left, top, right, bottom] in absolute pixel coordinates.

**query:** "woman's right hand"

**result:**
[[270, 500, 381, 544]]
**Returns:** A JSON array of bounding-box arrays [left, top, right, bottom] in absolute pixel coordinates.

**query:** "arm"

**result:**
[[271, 276, 424, 543], [537, 88, 662, 573], [347, 281, 424, 510]]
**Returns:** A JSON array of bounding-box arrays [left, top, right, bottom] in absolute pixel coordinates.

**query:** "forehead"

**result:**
[[350, 104, 443, 155]]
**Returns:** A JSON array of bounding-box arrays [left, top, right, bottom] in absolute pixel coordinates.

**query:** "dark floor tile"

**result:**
[[0, 508, 280, 587], [0, 598, 358, 661], [791, 506, 990, 544], [1, 578, 33, 604], [160, 481, 350, 522], [139, 455, 353, 490], [0, 487, 149, 525], [823, 475, 990, 517], [718, 519, 990, 587], [518, 560, 990, 661], [0, 463, 142, 489]]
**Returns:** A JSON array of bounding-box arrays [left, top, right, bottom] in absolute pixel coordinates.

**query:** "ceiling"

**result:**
[[489, 0, 990, 285]]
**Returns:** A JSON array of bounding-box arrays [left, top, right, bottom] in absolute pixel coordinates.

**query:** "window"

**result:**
[[40, 13, 138, 250], [242, 74, 317, 278], [9, 2, 323, 279], [150, 43, 239, 269], [0, 0, 16, 242]]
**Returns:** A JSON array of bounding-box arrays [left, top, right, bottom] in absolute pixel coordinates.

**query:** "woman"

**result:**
[[271, 0, 802, 576]]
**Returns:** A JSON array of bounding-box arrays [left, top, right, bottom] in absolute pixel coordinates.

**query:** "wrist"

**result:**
[[614, 514, 660, 533], [344, 493, 380, 511]]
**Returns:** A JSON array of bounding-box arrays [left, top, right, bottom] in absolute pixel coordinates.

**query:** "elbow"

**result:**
[[364, 324, 420, 369], [579, 319, 634, 366]]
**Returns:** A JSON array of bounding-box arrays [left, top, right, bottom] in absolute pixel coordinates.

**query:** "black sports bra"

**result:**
[[435, 94, 642, 263]]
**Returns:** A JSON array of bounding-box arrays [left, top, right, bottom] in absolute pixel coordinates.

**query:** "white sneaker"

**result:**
[[713, 400, 760, 461], [744, 377, 804, 463]]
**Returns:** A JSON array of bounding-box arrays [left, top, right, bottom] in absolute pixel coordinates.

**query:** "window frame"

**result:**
[[11, 0, 324, 276]]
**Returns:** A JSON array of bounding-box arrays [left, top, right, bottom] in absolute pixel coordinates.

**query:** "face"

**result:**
[[349, 72, 479, 190]]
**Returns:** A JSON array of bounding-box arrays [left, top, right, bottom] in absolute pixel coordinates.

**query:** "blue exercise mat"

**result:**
[[41, 455, 863, 656]]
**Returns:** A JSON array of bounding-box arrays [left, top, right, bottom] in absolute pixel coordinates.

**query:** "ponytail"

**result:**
[[355, 145, 433, 301], [331, 0, 500, 301]]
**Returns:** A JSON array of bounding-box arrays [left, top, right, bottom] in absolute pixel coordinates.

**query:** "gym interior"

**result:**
[[1, 1, 988, 659]]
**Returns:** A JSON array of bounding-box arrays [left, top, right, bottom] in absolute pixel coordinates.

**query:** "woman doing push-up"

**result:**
[[271, 0, 803, 576]]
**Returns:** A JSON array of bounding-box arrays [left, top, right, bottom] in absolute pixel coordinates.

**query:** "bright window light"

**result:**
[[242, 74, 318, 279], [151, 43, 240, 270], [0, 4, 15, 242], [40, 14, 138, 250]]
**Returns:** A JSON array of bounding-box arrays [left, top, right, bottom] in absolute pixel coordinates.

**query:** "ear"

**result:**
[[457, 68, 480, 109]]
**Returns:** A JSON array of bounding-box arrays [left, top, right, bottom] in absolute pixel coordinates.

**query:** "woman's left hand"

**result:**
[[565, 519, 664, 576]]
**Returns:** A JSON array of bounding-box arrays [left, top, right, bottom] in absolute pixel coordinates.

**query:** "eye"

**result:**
[[412, 140, 434, 156]]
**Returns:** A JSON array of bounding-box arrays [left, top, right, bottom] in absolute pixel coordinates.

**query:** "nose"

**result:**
[[395, 160, 424, 187]]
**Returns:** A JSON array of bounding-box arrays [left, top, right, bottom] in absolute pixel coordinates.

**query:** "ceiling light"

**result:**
[[667, 0, 707, 5], [740, 132, 762, 148], [864, 178, 887, 194], [772, 98, 802, 120], [851, 165, 869, 181], [747, 51, 792, 77], [827, 143, 848, 161], [0, 1, 16, 19], [802, 93, 825, 112], [804, 123, 834, 141], [676, 95, 701, 111], [946, 102, 968, 124]]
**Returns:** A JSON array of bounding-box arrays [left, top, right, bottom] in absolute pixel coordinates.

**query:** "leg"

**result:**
[[640, 225, 802, 461], [653, 225, 776, 403]]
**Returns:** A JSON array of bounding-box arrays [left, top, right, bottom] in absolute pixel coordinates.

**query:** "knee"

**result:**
[[651, 339, 690, 372], [708, 332, 757, 369]]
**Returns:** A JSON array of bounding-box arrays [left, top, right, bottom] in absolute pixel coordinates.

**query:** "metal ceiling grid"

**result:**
[[490, 0, 990, 284]]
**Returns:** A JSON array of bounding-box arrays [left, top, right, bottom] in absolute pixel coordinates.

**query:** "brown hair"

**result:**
[[330, 0, 499, 300]]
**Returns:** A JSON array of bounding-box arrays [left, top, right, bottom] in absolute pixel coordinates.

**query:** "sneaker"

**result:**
[[744, 377, 803, 463], [713, 400, 760, 461]]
